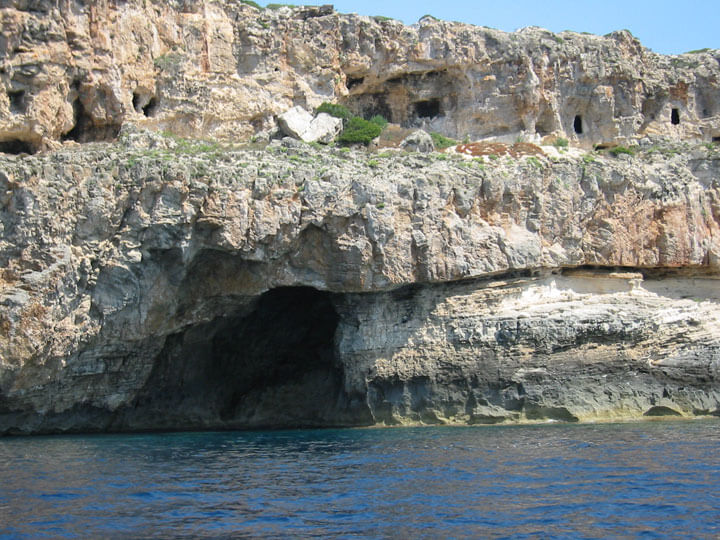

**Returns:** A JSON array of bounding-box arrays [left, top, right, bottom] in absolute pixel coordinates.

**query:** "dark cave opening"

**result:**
[[573, 114, 583, 134], [0, 139, 34, 155], [414, 99, 441, 119], [133, 92, 159, 117], [62, 82, 121, 143], [712, 136, 720, 143], [8, 90, 26, 114], [671, 108, 680, 125], [143, 97, 158, 117], [125, 287, 369, 430], [211, 286, 341, 422], [347, 76, 364, 90], [61, 94, 89, 142]]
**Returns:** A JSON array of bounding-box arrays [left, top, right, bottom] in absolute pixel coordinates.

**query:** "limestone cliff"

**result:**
[[1, 131, 719, 433], [1, 1, 720, 433], [1, 1, 719, 152]]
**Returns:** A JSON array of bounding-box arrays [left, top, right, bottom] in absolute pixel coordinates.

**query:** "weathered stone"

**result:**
[[0, 136, 719, 433], [0, 1, 719, 150], [401, 130, 435, 153], [0, 1, 719, 434], [277, 106, 314, 140], [303, 113, 343, 144]]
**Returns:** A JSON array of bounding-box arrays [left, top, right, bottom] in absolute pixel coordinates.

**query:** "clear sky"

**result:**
[[264, 1, 720, 55]]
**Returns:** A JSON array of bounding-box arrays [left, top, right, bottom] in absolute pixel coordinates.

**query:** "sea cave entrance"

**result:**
[[124, 286, 369, 430]]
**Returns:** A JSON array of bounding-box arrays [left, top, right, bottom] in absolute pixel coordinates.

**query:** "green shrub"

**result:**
[[526, 156, 544, 169], [239, 0, 261, 8], [338, 117, 383, 145], [369, 115, 388, 129], [317, 102, 352, 120], [430, 132, 458, 150], [553, 137, 569, 148], [609, 145, 635, 156], [266, 3, 297, 9]]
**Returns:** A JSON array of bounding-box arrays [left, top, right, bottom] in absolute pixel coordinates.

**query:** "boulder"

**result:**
[[277, 106, 314, 139], [302, 113, 343, 144], [401, 130, 435, 153], [278, 107, 343, 144]]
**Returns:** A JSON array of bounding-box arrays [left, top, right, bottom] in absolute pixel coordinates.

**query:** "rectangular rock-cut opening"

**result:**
[[8, 90, 26, 114], [671, 108, 680, 125], [415, 99, 441, 119], [347, 77, 364, 90], [573, 115, 583, 134], [0, 139, 33, 155], [712, 136, 720, 143]]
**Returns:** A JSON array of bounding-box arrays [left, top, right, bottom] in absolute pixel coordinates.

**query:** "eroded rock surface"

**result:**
[[1, 133, 719, 433], [1, 1, 719, 151]]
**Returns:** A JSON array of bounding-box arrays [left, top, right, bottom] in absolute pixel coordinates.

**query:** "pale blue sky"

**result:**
[[265, 1, 719, 55]]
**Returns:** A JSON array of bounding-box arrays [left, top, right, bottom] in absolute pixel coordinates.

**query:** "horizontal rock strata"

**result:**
[[1, 134, 719, 433], [1, 1, 719, 151]]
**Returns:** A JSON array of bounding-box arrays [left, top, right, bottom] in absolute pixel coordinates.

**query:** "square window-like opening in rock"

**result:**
[[712, 136, 720, 143], [347, 77, 364, 90], [0, 139, 33, 155], [573, 115, 583, 134], [8, 90, 26, 114], [415, 99, 441, 119], [671, 108, 680, 125]]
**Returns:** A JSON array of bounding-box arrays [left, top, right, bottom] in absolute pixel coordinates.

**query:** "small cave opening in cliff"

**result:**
[[346, 76, 364, 90], [671, 108, 680, 125], [8, 90, 26, 114], [712, 136, 720, 143], [573, 115, 583, 134], [124, 287, 369, 430], [133, 92, 159, 117], [414, 99, 441, 119], [62, 84, 121, 143], [0, 139, 34, 155]]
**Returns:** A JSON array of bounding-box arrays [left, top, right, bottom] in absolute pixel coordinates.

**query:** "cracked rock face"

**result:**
[[1, 1, 719, 151], [1, 0, 720, 433], [1, 133, 719, 433]]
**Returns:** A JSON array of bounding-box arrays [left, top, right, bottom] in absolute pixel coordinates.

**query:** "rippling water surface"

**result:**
[[1, 420, 719, 538]]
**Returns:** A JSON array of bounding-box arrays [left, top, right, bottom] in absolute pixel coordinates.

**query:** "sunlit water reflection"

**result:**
[[1, 420, 719, 538]]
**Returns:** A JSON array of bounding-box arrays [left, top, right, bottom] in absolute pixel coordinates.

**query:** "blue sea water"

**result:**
[[1, 420, 719, 539]]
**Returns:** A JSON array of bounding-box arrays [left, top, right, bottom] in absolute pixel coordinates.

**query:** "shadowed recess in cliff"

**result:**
[[120, 286, 372, 430]]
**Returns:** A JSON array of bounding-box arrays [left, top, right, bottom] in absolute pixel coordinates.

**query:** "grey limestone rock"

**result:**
[[401, 130, 435, 153], [0, 137, 719, 433], [277, 106, 314, 140]]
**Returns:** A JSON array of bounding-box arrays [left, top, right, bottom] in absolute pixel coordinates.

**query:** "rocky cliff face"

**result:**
[[1, 0, 719, 152], [1, 1, 720, 434], [1, 130, 719, 433]]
